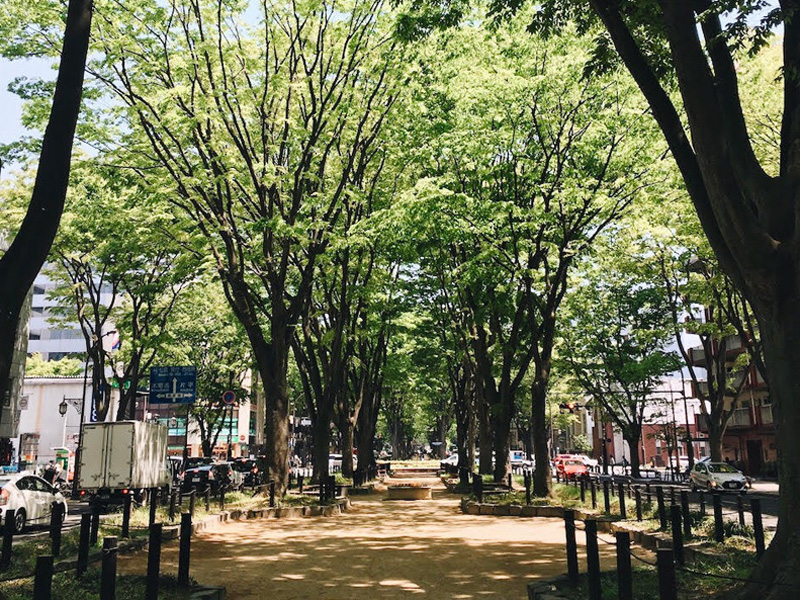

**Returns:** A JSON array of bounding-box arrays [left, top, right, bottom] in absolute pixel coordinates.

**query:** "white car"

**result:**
[[689, 462, 749, 492], [441, 454, 459, 466], [577, 455, 599, 469], [0, 472, 69, 532]]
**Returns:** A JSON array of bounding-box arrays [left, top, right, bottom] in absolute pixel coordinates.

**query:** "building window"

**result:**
[[32, 285, 46, 295], [28, 331, 41, 341]]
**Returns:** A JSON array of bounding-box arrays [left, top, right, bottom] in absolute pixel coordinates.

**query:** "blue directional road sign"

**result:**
[[149, 366, 197, 405]]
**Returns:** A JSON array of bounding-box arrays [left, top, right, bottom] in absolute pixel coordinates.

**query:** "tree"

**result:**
[[91, 0, 406, 491], [562, 239, 681, 477], [500, 2, 800, 591], [389, 20, 662, 489], [161, 280, 252, 458], [0, 0, 92, 412]]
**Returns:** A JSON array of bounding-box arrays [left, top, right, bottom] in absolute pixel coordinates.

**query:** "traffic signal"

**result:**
[[558, 402, 581, 413]]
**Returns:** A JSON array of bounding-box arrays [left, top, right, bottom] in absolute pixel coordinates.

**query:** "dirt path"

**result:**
[[120, 483, 618, 599]]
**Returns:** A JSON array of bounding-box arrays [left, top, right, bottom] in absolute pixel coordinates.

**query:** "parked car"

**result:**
[[232, 458, 265, 486], [441, 453, 459, 467], [183, 462, 244, 493], [558, 459, 589, 481], [0, 472, 68, 533], [509, 450, 533, 470], [689, 461, 749, 492], [212, 462, 245, 491]]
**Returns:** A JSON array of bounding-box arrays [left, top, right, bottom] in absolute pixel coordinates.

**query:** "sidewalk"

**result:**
[[750, 481, 779, 495]]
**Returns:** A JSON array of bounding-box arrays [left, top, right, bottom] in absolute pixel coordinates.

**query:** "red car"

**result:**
[[559, 459, 589, 481]]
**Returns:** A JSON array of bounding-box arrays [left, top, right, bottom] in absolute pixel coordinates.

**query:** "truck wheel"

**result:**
[[13, 509, 26, 533]]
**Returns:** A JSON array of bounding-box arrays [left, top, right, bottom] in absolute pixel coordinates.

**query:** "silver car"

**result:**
[[689, 462, 749, 492], [0, 472, 69, 532]]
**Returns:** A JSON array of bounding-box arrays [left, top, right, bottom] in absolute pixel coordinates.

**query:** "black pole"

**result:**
[[635, 489, 643, 522], [656, 548, 677, 600], [33, 555, 54, 600], [712, 492, 724, 543], [603, 480, 610, 514], [616, 531, 632, 600], [0, 509, 13, 569], [737, 493, 745, 527], [178, 513, 192, 586], [149, 488, 158, 527], [751, 498, 765, 558], [699, 490, 706, 516], [100, 536, 118, 600], [90, 505, 100, 545], [585, 519, 602, 600], [564, 509, 579, 584], [122, 494, 132, 538], [656, 487, 667, 530], [145, 524, 163, 600], [77, 513, 91, 576], [617, 481, 626, 519], [49, 502, 62, 557], [525, 472, 532, 506], [580, 477, 586, 503], [646, 482, 651, 503], [590, 480, 597, 510], [189, 489, 195, 517], [670, 504, 684, 566], [205, 486, 211, 513], [169, 489, 177, 522], [680, 490, 691, 538]]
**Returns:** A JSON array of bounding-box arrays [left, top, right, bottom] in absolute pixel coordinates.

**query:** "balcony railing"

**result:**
[[728, 407, 752, 428], [760, 405, 773, 425]]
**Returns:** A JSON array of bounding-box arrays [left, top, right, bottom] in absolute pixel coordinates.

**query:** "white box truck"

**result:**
[[78, 421, 171, 505]]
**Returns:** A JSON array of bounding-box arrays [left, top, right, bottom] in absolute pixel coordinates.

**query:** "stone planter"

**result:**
[[387, 486, 433, 500]]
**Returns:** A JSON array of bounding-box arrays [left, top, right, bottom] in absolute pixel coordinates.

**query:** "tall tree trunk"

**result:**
[[0, 0, 93, 407], [625, 429, 642, 478], [532, 367, 552, 497], [340, 416, 355, 478], [311, 413, 331, 482], [493, 393, 512, 482], [478, 396, 493, 475], [707, 420, 723, 462]]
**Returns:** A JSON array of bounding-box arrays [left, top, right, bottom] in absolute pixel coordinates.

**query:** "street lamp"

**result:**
[[58, 398, 68, 417]]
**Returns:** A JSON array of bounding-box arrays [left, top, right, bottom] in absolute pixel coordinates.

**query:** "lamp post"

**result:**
[[59, 397, 68, 447]]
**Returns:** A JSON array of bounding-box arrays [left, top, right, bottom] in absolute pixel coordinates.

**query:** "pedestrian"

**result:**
[[43, 460, 57, 484]]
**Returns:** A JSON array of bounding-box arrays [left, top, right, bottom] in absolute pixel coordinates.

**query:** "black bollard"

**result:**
[[169, 489, 177, 522], [699, 490, 706, 516], [145, 524, 163, 600], [149, 488, 158, 527], [564, 509, 579, 584], [603, 480, 611, 514], [669, 487, 675, 506], [635, 489, 643, 522], [507, 473, 513, 489], [205, 486, 211, 512], [189, 489, 196, 517], [90, 505, 100, 545], [100, 537, 118, 600], [585, 519, 602, 600], [49, 502, 63, 557], [680, 490, 691, 538], [646, 482, 651, 504], [737, 493, 745, 527], [525, 472, 532, 505], [618, 482, 626, 519], [122, 494, 132, 538], [616, 531, 632, 600], [670, 504, 684, 566], [33, 555, 54, 600], [298, 474, 304, 493], [178, 513, 192, 586], [656, 548, 677, 600], [580, 477, 586, 503], [752, 498, 765, 558], [77, 513, 91, 576], [473, 475, 484, 503], [0, 509, 14, 569], [656, 487, 667, 530], [590, 480, 597, 510], [712, 492, 724, 543]]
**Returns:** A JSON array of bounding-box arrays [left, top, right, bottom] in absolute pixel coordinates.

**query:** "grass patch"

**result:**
[[0, 570, 194, 599], [559, 547, 757, 600]]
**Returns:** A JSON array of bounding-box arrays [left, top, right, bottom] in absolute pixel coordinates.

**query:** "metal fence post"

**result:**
[[90, 505, 100, 545], [145, 524, 163, 600], [656, 548, 677, 600], [712, 492, 724, 543], [670, 504, 684, 566], [33, 555, 54, 600], [0, 509, 14, 569], [585, 519, 602, 600], [178, 513, 192, 586], [49, 502, 62, 557], [737, 493, 745, 527], [656, 487, 667, 530], [149, 488, 158, 527], [564, 509, 579, 584], [101, 536, 118, 600], [635, 489, 643, 522], [680, 490, 691, 538], [603, 480, 611, 514], [590, 479, 597, 510], [122, 494, 132, 538], [77, 513, 91, 576], [616, 531, 632, 600], [618, 482, 626, 519], [751, 498, 765, 558]]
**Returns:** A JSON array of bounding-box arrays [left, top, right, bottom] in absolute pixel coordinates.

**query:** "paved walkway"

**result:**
[[120, 485, 617, 598]]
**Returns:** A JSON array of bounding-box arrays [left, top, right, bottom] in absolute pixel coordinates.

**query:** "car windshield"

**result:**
[[565, 460, 583, 466], [708, 463, 738, 473]]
